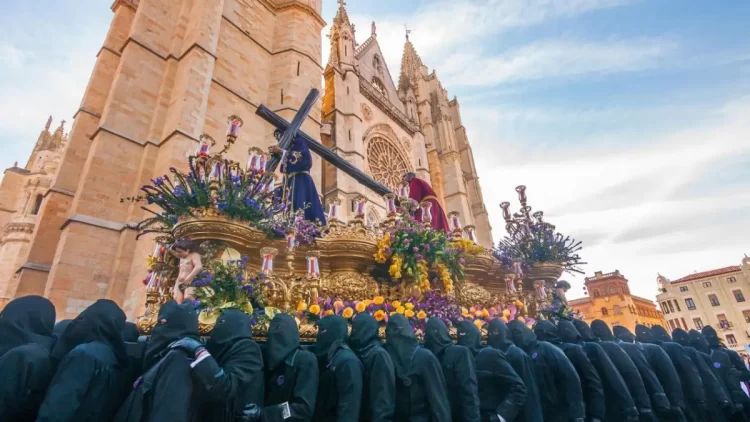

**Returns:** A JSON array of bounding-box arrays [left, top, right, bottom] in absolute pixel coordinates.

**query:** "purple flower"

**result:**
[[459, 258, 466, 265], [412, 247, 419, 253], [266, 282, 273, 289], [424, 244, 431, 251]]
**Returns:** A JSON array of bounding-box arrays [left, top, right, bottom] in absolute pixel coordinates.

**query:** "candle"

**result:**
[[209, 161, 222, 182], [196, 139, 211, 157], [464, 225, 477, 243], [306, 252, 320, 280], [448, 212, 461, 232], [505, 276, 516, 292], [534, 281, 546, 299], [513, 260, 524, 279], [499, 202, 511, 221], [146, 271, 161, 289], [286, 232, 297, 251], [356, 197, 366, 218], [152, 242, 162, 259], [261, 254, 274, 275], [227, 116, 242, 137], [247, 154, 258, 172], [515, 185, 527, 203], [258, 154, 267, 173], [384, 193, 397, 215], [328, 200, 340, 220], [398, 185, 409, 199], [266, 176, 275, 193], [419, 201, 433, 224]]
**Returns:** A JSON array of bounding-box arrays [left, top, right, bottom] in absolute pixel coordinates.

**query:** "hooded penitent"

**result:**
[[456, 320, 482, 355], [508, 320, 585, 422], [613, 325, 636, 343], [566, 320, 639, 422], [487, 319, 543, 422], [424, 318, 454, 358], [704, 325, 750, 407], [0, 295, 56, 356], [535, 321, 606, 422], [37, 300, 129, 422], [638, 325, 707, 422], [313, 315, 364, 422], [591, 320, 663, 420], [348, 313, 395, 422], [386, 314, 451, 422], [143, 300, 199, 371], [122, 322, 139, 342]]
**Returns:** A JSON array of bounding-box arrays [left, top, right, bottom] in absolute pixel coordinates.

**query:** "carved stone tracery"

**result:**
[[366, 137, 411, 191]]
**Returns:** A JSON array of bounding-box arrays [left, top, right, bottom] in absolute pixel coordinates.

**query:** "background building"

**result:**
[[656, 255, 750, 353], [0, 0, 491, 319], [570, 270, 666, 332]]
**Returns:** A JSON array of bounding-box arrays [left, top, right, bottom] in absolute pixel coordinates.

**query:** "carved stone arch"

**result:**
[[366, 208, 380, 228], [364, 125, 413, 191]]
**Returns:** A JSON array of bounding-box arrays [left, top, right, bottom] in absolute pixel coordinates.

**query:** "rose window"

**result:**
[[367, 137, 410, 191]]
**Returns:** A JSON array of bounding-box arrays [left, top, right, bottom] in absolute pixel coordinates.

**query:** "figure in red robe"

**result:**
[[403, 172, 450, 232]]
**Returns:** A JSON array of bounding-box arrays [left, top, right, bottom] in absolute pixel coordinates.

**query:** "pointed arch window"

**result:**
[[372, 54, 383, 75], [601, 307, 609, 316], [371, 77, 386, 95], [613, 305, 622, 315], [31, 194, 43, 215]]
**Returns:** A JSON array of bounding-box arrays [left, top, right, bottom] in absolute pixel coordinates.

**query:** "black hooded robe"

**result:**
[[348, 313, 395, 422], [614, 325, 686, 422], [487, 320, 543, 422], [507, 320, 585, 422], [313, 315, 363, 422], [0, 296, 56, 421], [559, 320, 638, 422], [385, 314, 451, 422], [703, 326, 750, 418], [584, 320, 655, 421], [424, 319, 480, 422], [636, 324, 706, 422], [36, 299, 129, 422], [263, 313, 318, 422], [535, 321, 605, 422], [190, 310, 264, 422], [457, 320, 526, 422], [672, 328, 732, 421], [115, 301, 199, 422]]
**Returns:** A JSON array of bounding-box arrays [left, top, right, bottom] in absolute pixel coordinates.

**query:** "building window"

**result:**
[[733, 290, 745, 302], [726, 334, 738, 346], [31, 194, 43, 215], [685, 298, 696, 310], [661, 302, 670, 314], [667, 301, 675, 313], [371, 77, 386, 95], [718, 314, 731, 330], [601, 307, 608, 316], [708, 294, 720, 307], [614, 305, 622, 315], [702, 281, 713, 288], [743, 310, 750, 324], [727, 277, 737, 283], [673, 300, 681, 312], [693, 317, 704, 329], [681, 318, 688, 330], [680, 286, 689, 292]]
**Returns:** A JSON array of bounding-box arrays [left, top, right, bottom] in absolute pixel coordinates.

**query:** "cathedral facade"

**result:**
[[0, 0, 491, 319]]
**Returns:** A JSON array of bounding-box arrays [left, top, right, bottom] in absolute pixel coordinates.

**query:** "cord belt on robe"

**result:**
[[287, 171, 310, 177], [422, 195, 439, 202]]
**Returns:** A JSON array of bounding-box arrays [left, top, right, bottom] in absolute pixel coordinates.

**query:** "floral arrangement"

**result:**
[[374, 210, 484, 293], [124, 156, 319, 245], [493, 224, 586, 275], [537, 300, 579, 322]]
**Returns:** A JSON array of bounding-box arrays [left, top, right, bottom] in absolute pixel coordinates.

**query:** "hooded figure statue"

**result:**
[[507, 320, 585, 422], [636, 325, 706, 422], [689, 329, 747, 419], [702, 325, 750, 418], [457, 320, 526, 422], [586, 319, 656, 421], [535, 321, 605, 422], [424, 318, 480, 422], [348, 313, 395, 422], [615, 325, 686, 422], [38, 299, 128, 422], [313, 315, 363, 422], [189, 310, 264, 422], [385, 314, 451, 422], [672, 328, 733, 421], [487, 319, 543, 422], [561, 320, 638, 422]]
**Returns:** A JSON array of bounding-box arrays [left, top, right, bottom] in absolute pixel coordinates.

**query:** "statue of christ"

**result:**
[[403, 172, 450, 232]]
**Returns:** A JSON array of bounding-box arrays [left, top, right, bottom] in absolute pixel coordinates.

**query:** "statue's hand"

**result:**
[[268, 145, 283, 155]]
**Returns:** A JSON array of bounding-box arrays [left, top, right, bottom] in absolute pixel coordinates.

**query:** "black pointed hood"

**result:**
[[487, 319, 514, 353], [0, 295, 56, 355], [636, 324, 657, 343], [52, 299, 127, 364], [533, 320, 561, 345], [573, 319, 598, 342], [671, 328, 690, 347], [701, 326, 721, 348], [558, 319, 582, 343], [385, 314, 418, 379], [424, 318, 453, 358], [266, 313, 300, 370], [613, 325, 636, 343], [314, 315, 348, 363], [207, 310, 253, 362], [456, 320, 482, 355], [507, 320, 537, 353], [650, 325, 672, 343], [122, 321, 139, 342], [688, 329, 711, 354], [591, 319, 615, 341], [348, 313, 380, 354], [144, 300, 199, 370]]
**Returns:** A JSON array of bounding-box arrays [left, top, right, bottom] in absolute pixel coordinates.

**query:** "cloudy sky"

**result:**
[[1, 0, 749, 300]]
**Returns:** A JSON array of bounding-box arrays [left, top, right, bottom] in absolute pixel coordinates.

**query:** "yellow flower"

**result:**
[[297, 301, 307, 312], [481, 309, 490, 318], [405, 309, 415, 318], [517, 316, 526, 323], [355, 302, 367, 313], [390, 312, 396, 316], [324, 310, 334, 316], [405, 303, 415, 310], [392, 300, 401, 309], [501, 316, 509, 323], [333, 300, 344, 311], [502, 309, 511, 317], [397, 306, 406, 314], [462, 307, 470, 317], [474, 319, 484, 330], [309, 304, 321, 315], [373, 296, 385, 305], [243, 302, 254, 314], [374, 310, 386, 321], [363, 299, 372, 306], [342, 307, 354, 319], [474, 310, 483, 318], [417, 310, 427, 320], [515, 300, 524, 308], [388, 254, 403, 279]]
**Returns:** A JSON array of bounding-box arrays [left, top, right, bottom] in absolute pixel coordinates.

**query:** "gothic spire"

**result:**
[[45, 115, 53, 131], [398, 30, 424, 94], [332, 0, 351, 27]]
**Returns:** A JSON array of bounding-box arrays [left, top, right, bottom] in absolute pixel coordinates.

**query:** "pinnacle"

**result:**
[[398, 38, 424, 93], [333, 0, 351, 27]]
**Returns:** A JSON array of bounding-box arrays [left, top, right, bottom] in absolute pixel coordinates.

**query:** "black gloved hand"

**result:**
[[236, 404, 262, 422], [168, 337, 206, 357]]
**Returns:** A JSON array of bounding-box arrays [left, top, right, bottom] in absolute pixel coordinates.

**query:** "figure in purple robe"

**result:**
[[270, 137, 326, 225]]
